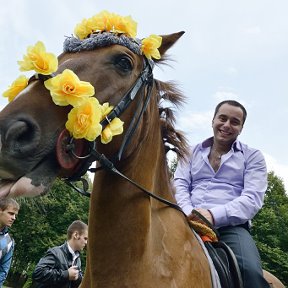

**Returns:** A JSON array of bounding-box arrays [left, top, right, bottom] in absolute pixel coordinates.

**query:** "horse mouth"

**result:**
[[0, 180, 15, 198], [0, 155, 60, 199]]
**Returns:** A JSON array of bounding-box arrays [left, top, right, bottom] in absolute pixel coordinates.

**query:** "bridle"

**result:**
[[60, 57, 186, 216]]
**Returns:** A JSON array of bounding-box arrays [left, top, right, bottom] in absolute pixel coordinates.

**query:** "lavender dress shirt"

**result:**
[[174, 137, 267, 228]]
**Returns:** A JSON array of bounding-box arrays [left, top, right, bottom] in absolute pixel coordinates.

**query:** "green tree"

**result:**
[[6, 178, 90, 288], [252, 171, 288, 286]]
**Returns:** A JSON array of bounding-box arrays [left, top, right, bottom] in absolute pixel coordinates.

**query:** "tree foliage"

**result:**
[[251, 171, 288, 286], [6, 178, 90, 288]]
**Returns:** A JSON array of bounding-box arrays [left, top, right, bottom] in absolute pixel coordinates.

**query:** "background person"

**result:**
[[0, 198, 20, 287], [32, 220, 88, 288], [174, 100, 270, 288]]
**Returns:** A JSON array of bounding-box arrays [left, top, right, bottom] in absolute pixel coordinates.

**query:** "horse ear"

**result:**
[[157, 31, 185, 58]]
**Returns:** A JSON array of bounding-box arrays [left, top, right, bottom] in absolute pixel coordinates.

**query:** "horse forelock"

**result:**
[[155, 80, 189, 160]]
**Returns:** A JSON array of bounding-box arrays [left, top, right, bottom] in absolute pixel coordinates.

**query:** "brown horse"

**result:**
[[0, 30, 213, 287], [0, 21, 284, 288]]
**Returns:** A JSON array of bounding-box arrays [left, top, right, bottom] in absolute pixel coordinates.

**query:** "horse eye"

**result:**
[[114, 55, 133, 73]]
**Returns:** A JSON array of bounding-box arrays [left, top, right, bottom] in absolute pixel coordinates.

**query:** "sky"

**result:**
[[0, 0, 288, 190]]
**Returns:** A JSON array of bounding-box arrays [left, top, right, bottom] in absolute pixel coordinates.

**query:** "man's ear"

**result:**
[[74, 231, 80, 240]]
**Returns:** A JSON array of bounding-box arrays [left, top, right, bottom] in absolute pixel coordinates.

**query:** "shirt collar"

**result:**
[[201, 136, 243, 152], [67, 242, 79, 258], [0, 227, 8, 235]]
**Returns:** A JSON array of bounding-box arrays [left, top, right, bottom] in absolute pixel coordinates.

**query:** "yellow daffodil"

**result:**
[[44, 69, 95, 107], [2, 75, 29, 102], [141, 35, 162, 60], [106, 13, 137, 38], [74, 18, 92, 40], [101, 102, 114, 116], [17, 41, 58, 75], [99, 102, 124, 143], [74, 11, 137, 39], [93, 10, 115, 33], [101, 118, 124, 144], [66, 97, 103, 141]]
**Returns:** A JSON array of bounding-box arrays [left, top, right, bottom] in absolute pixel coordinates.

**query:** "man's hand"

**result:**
[[68, 266, 79, 281], [188, 208, 214, 225]]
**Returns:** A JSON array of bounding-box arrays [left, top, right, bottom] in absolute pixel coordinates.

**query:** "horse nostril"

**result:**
[[4, 118, 41, 156]]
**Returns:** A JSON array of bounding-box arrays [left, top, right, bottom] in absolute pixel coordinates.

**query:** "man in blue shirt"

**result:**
[[174, 100, 269, 288], [0, 198, 19, 287]]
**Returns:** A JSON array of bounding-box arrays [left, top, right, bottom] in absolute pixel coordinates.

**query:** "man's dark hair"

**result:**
[[213, 100, 247, 124], [67, 220, 88, 240]]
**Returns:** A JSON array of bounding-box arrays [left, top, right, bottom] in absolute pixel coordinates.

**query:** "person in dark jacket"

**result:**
[[32, 220, 88, 288]]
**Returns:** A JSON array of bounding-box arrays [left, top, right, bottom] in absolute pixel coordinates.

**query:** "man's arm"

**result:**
[[32, 249, 69, 285], [0, 242, 14, 286], [174, 156, 194, 215]]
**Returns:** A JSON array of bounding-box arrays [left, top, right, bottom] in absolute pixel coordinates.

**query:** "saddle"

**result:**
[[189, 210, 243, 288]]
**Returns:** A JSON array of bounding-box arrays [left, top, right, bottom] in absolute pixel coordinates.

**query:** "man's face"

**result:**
[[0, 205, 18, 229], [74, 229, 88, 251], [212, 103, 244, 145]]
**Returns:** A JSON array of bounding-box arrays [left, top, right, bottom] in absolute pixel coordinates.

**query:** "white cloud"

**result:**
[[226, 67, 238, 76], [212, 88, 239, 102], [243, 25, 262, 35], [178, 111, 212, 131]]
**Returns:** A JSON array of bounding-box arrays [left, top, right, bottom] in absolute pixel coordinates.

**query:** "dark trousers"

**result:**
[[218, 225, 270, 288]]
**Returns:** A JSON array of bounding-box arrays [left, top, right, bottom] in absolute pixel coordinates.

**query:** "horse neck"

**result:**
[[88, 106, 173, 258], [91, 110, 172, 219], [84, 103, 212, 288]]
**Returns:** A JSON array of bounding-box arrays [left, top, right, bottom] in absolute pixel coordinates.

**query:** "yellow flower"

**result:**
[[99, 102, 124, 144], [17, 41, 58, 75], [2, 75, 29, 102], [106, 13, 137, 38], [74, 18, 92, 40], [101, 102, 114, 116], [44, 69, 95, 107], [101, 118, 124, 144], [74, 11, 137, 39], [93, 10, 114, 32], [66, 97, 103, 141], [141, 34, 162, 60]]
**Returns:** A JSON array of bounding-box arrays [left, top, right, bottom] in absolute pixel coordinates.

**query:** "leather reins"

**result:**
[[63, 59, 186, 216]]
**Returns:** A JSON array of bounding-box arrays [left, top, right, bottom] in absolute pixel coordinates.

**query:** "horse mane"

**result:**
[[155, 79, 189, 160]]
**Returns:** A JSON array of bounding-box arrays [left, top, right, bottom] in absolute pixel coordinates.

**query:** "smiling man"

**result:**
[[174, 100, 270, 288], [0, 198, 19, 286]]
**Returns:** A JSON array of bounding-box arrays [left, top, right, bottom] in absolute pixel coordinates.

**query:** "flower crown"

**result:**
[[2, 11, 162, 143]]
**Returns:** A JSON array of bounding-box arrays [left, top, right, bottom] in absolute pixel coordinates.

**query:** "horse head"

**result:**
[[0, 11, 186, 199]]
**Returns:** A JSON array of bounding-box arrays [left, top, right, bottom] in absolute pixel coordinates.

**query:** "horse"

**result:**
[[0, 22, 213, 286], [263, 270, 285, 288], [0, 12, 284, 288]]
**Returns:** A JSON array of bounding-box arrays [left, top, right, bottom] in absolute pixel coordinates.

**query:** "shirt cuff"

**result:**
[[209, 206, 227, 228], [182, 205, 193, 216]]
